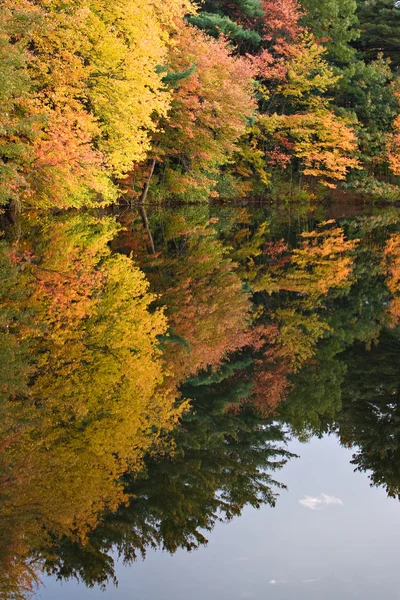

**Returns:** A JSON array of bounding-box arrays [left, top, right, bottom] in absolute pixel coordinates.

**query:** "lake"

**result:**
[[1, 200, 399, 600]]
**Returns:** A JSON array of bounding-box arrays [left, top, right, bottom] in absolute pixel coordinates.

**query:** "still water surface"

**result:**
[[1, 201, 399, 599], [40, 435, 400, 600]]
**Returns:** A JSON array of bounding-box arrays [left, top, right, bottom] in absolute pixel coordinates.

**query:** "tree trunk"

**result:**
[[139, 205, 156, 255], [139, 159, 156, 205]]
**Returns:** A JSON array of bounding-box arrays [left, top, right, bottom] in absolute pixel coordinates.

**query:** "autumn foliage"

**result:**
[[382, 233, 400, 326], [135, 22, 256, 200], [0, 0, 194, 208], [0, 214, 187, 580], [1, 0, 386, 208]]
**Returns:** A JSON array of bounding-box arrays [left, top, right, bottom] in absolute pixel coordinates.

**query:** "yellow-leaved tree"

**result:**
[[234, 26, 361, 189], [0, 214, 186, 597], [1, 0, 196, 208]]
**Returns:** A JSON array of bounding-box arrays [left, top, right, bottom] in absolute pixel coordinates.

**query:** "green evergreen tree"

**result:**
[[356, 0, 400, 67], [300, 0, 359, 63]]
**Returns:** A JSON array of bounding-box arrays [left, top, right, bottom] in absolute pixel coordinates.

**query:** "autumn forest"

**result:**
[[1, 1, 400, 600], [3, 0, 400, 207]]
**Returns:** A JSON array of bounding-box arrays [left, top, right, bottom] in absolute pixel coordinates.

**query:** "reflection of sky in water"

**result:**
[[38, 434, 400, 600]]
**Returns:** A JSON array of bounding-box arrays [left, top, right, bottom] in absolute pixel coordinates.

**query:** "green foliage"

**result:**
[[0, 3, 42, 208], [161, 63, 197, 86], [337, 331, 400, 498], [300, 0, 359, 63], [188, 13, 262, 49], [345, 175, 400, 202], [202, 0, 264, 19], [356, 0, 400, 67], [337, 58, 396, 131]]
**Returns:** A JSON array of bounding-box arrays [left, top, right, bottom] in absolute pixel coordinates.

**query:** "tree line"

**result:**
[[3, 0, 400, 209]]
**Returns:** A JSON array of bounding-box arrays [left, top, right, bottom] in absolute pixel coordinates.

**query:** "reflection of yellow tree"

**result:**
[[382, 233, 400, 326], [0, 215, 185, 598], [267, 223, 357, 387], [278, 221, 358, 300], [272, 309, 331, 371], [222, 220, 359, 414]]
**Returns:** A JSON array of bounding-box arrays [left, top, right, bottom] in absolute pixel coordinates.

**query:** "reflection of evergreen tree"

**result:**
[[280, 214, 400, 437], [281, 340, 347, 438], [44, 385, 293, 589], [336, 330, 400, 498]]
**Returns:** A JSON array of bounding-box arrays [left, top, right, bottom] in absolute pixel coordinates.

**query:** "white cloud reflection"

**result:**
[[299, 493, 343, 510]]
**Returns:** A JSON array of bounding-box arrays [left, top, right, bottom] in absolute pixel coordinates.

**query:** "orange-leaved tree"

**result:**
[[382, 233, 400, 326], [134, 22, 257, 202], [232, 1, 361, 190]]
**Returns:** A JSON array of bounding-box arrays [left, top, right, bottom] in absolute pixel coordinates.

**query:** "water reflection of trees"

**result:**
[[336, 330, 400, 499], [44, 399, 293, 588], [0, 214, 185, 599], [1, 206, 400, 598]]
